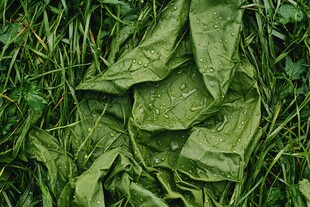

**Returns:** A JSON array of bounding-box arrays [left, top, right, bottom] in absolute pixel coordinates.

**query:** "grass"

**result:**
[[240, 0, 310, 206], [0, 0, 309, 206]]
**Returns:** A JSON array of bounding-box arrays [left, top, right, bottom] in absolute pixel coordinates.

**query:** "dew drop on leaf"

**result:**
[[170, 141, 180, 151], [155, 108, 160, 115], [180, 83, 186, 90], [154, 157, 161, 164]]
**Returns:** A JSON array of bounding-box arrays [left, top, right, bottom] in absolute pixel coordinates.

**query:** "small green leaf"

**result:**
[[24, 83, 47, 111], [0, 23, 23, 44], [284, 57, 305, 80], [98, 0, 132, 15], [267, 188, 283, 206], [277, 4, 304, 24]]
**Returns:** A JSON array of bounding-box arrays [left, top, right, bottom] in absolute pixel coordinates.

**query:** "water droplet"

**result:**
[[144, 63, 148, 67], [224, 39, 228, 43], [241, 121, 244, 125], [150, 96, 155, 101], [154, 157, 161, 164], [231, 32, 236, 36], [200, 58, 203, 62], [151, 50, 154, 54], [132, 59, 136, 63], [190, 104, 202, 112], [213, 12, 217, 15], [197, 20, 200, 23], [138, 60, 142, 65], [110, 132, 116, 137], [220, 138, 223, 142], [170, 141, 180, 151], [163, 114, 169, 118], [155, 108, 160, 115], [97, 201, 100, 205], [88, 128, 92, 132], [180, 83, 186, 90], [157, 94, 161, 98], [213, 24, 219, 29], [210, 68, 214, 72], [186, 115, 192, 120]]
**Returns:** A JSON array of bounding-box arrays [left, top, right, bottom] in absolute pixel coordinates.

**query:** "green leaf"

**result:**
[[98, 0, 132, 15], [277, 4, 304, 24], [24, 83, 47, 111], [284, 57, 305, 80], [299, 179, 310, 206], [25, 128, 78, 198], [76, 0, 190, 93], [266, 188, 283, 206], [0, 23, 23, 44]]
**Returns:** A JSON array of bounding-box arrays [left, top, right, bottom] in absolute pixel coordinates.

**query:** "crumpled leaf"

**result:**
[[189, 0, 243, 102], [58, 148, 167, 207], [130, 60, 260, 182], [25, 0, 263, 206], [25, 128, 77, 198], [76, 0, 190, 94], [67, 92, 132, 169]]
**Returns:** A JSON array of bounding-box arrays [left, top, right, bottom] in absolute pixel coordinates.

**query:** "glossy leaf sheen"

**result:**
[[26, 0, 261, 206]]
